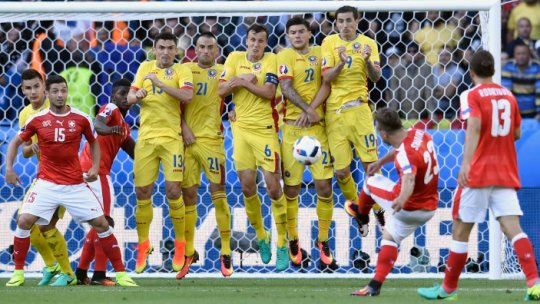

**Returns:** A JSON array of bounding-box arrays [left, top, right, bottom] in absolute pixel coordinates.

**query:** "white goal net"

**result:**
[[1, 0, 528, 279]]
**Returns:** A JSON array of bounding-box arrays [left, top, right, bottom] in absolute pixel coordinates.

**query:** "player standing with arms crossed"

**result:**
[[418, 50, 540, 301], [127, 32, 194, 273]]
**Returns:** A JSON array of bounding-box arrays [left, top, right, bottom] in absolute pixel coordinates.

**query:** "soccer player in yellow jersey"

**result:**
[[218, 24, 289, 271], [321, 6, 386, 236], [16, 68, 75, 286], [277, 17, 337, 268], [127, 32, 194, 273], [176, 32, 233, 279]]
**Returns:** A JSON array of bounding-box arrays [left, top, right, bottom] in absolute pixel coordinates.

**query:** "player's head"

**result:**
[[153, 31, 177, 68], [45, 75, 68, 109], [111, 78, 132, 111], [335, 6, 360, 39], [374, 108, 403, 146], [21, 68, 45, 105], [246, 24, 269, 59], [469, 50, 495, 83], [286, 17, 312, 51], [195, 32, 219, 66]]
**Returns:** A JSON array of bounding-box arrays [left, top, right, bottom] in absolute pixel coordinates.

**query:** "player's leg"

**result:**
[[75, 228, 95, 285], [491, 188, 539, 300], [91, 216, 115, 286], [133, 139, 160, 273], [284, 183, 302, 266], [7, 213, 40, 287]]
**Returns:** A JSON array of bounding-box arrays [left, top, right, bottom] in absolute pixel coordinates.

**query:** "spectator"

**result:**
[[507, 17, 538, 59], [432, 47, 464, 119], [502, 43, 540, 119], [386, 42, 434, 119], [414, 11, 461, 66], [507, 0, 540, 43]]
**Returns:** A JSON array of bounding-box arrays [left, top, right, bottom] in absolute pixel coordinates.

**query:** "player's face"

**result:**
[[153, 39, 177, 68], [195, 36, 218, 66], [112, 86, 131, 111], [376, 126, 390, 145], [336, 12, 359, 39], [21, 77, 45, 104], [246, 30, 268, 59], [287, 24, 311, 51], [46, 83, 68, 108]]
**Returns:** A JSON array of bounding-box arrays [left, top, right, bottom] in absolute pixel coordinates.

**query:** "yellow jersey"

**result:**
[[18, 98, 50, 159], [321, 34, 380, 111], [184, 62, 224, 140], [220, 51, 278, 130], [277, 46, 324, 121], [132, 60, 194, 141]]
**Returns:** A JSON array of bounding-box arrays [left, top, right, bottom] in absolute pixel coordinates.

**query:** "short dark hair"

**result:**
[[21, 69, 43, 82], [154, 31, 177, 46], [335, 6, 359, 20], [194, 31, 217, 45], [286, 17, 310, 33], [247, 23, 269, 40], [375, 108, 403, 133], [112, 78, 131, 93], [470, 49, 495, 78], [45, 75, 67, 90]]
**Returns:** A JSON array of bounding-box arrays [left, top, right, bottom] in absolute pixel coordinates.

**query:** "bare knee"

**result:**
[[165, 182, 182, 200], [265, 176, 283, 199], [136, 184, 153, 200], [335, 168, 350, 181], [89, 216, 110, 233], [284, 184, 300, 198], [498, 215, 523, 240], [239, 171, 257, 197], [182, 186, 198, 206], [451, 219, 474, 242], [315, 179, 333, 198], [17, 214, 37, 230], [209, 183, 224, 194]]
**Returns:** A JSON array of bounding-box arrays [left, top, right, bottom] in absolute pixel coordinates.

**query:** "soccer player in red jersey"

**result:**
[[75, 79, 135, 286], [418, 50, 540, 301], [5, 75, 137, 287], [350, 108, 439, 296]]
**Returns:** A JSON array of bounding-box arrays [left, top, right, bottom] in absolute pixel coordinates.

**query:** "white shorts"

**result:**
[[20, 179, 104, 225], [363, 174, 436, 243], [452, 186, 523, 223], [86, 174, 115, 216]]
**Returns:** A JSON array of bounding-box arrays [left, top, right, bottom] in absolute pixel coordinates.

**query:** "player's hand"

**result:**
[[228, 77, 244, 89], [366, 161, 382, 176], [110, 125, 124, 136], [392, 197, 405, 214], [182, 127, 196, 146], [337, 46, 348, 64], [6, 168, 22, 187], [228, 110, 237, 122], [30, 142, 39, 154], [305, 107, 321, 124], [84, 168, 98, 183], [240, 73, 257, 84], [458, 162, 471, 188], [294, 112, 310, 128], [135, 89, 147, 100], [143, 73, 162, 87], [362, 44, 372, 61]]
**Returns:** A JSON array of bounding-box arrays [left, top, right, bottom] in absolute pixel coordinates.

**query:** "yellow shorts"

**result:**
[[133, 137, 184, 187], [281, 123, 333, 186], [231, 124, 281, 173], [326, 103, 378, 171], [20, 179, 66, 219], [183, 138, 226, 188]]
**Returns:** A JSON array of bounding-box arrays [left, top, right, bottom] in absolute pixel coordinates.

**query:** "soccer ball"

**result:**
[[293, 136, 322, 165]]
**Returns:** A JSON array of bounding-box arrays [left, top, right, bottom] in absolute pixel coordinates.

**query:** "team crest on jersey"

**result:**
[[220, 70, 226, 78], [278, 64, 288, 75], [321, 57, 327, 66], [42, 120, 51, 127], [208, 69, 218, 79], [308, 56, 318, 66], [68, 120, 76, 132], [352, 42, 361, 50], [164, 68, 175, 80], [253, 63, 262, 71]]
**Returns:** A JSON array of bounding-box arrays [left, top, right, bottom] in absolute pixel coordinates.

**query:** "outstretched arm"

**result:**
[[6, 135, 24, 186]]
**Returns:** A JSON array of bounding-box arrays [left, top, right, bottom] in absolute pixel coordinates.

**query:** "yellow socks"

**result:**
[[244, 194, 266, 240], [184, 204, 197, 257], [316, 195, 334, 242], [169, 197, 186, 242], [43, 228, 73, 276], [30, 224, 56, 267], [271, 194, 287, 247], [337, 175, 359, 204], [285, 194, 299, 241], [212, 191, 231, 256], [135, 199, 153, 243]]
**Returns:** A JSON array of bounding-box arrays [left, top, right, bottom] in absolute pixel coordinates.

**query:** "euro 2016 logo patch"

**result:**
[[278, 64, 288, 75], [220, 70, 226, 78], [253, 63, 262, 71], [352, 42, 361, 50], [321, 57, 327, 67], [164, 68, 175, 80], [308, 56, 318, 66], [208, 69, 218, 79]]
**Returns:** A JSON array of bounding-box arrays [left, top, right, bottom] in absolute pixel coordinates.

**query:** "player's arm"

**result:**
[[143, 73, 193, 104], [308, 79, 331, 111], [322, 46, 347, 82], [181, 116, 196, 145], [363, 42, 381, 82], [514, 127, 521, 140], [393, 173, 415, 213], [85, 139, 101, 183], [366, 150, 395, 176], [458, 116, 481, 188], [127, 87, 147, 105], [22, 140, 38, 158], [279, 78, 311, 113], [240, 74, 277, 100], [5, 135, 24, 186], [93, 115, 124, 136], [121, 136, 136, 159]]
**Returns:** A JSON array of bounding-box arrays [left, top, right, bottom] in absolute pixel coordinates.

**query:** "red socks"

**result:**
[[513, 234, 540, 287], [373, 241, 398, 283], [13, 236, 31, 270]]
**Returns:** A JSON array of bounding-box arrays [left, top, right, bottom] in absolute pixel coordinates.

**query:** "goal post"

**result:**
[[0, 0, 517, 280]]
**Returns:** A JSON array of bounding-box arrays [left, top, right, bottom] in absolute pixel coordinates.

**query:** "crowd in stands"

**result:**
[[0, 1, 539, 129]]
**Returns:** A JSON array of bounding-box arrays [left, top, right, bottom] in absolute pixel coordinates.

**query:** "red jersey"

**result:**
[[80, 103, 130, 175], [18, 107, 96, 185], [393, 129, 440, 211], [460, 84, 521, 189]]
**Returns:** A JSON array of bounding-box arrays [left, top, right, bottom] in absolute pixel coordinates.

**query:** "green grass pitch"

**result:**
[[0, 278, 528, 304]]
